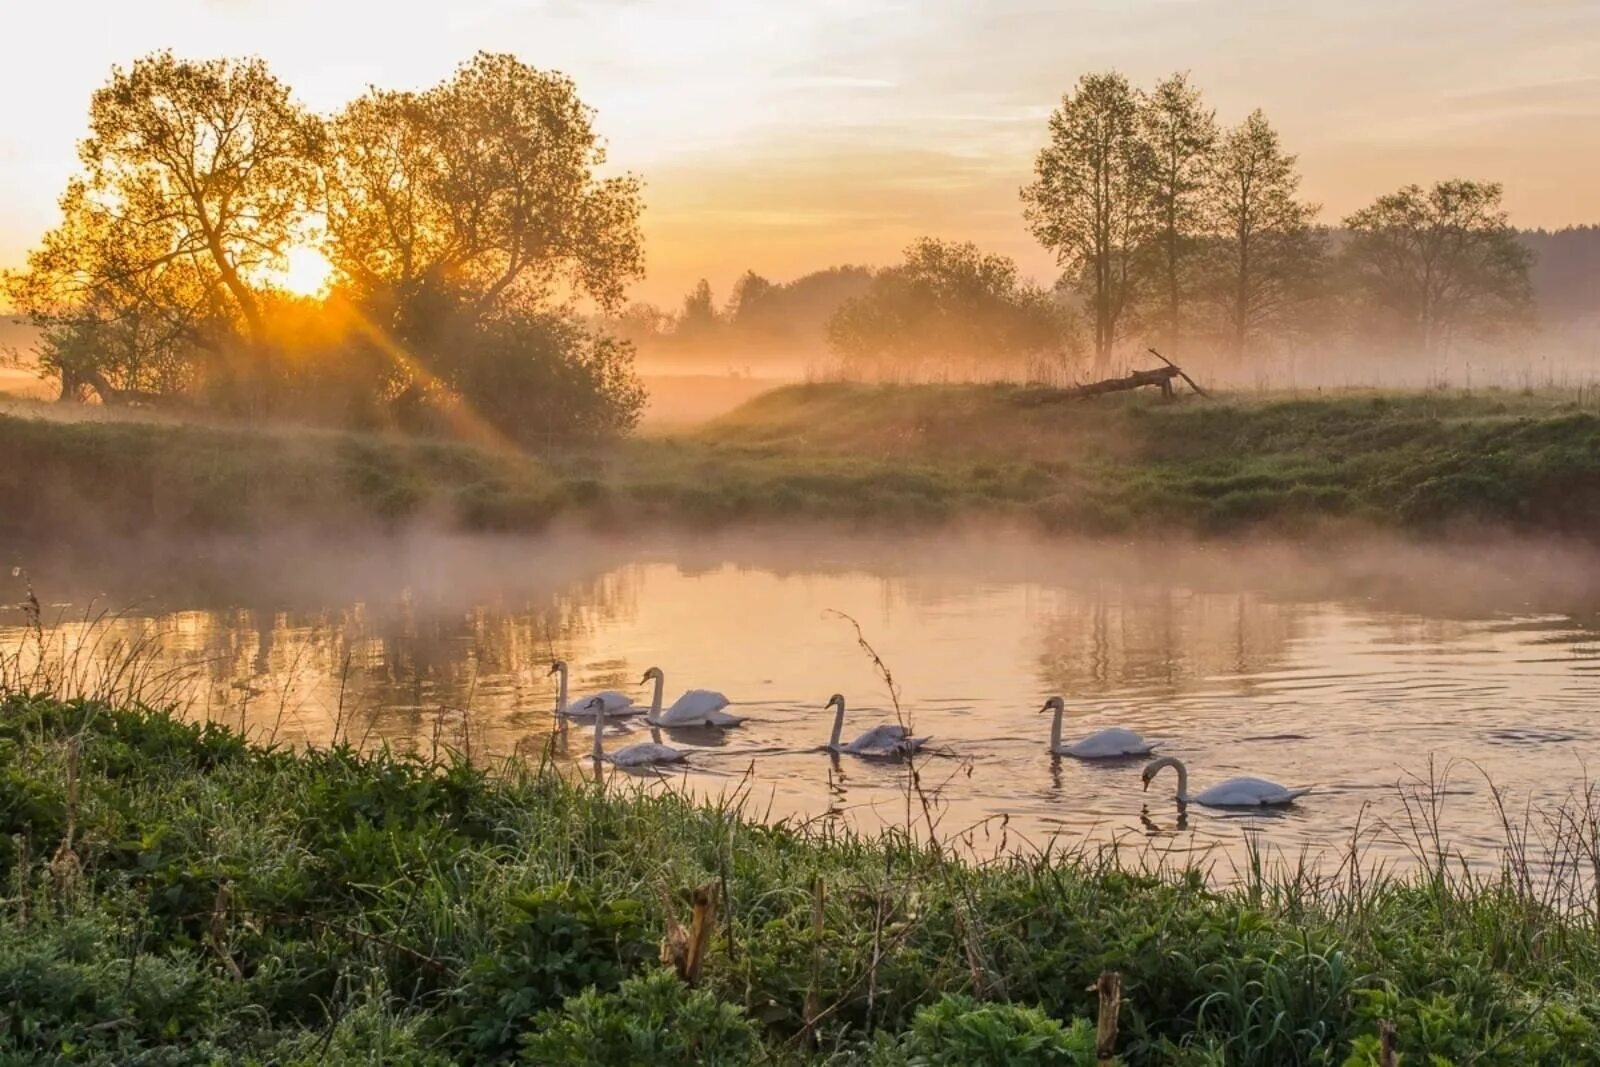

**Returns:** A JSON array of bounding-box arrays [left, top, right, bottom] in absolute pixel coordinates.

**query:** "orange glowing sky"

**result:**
[[2, 1, 1598, 305]]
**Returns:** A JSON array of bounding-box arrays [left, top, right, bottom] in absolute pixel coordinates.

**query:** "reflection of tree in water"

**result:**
[[0, 561, 643, 751], [1035, 586, 1304, 695]]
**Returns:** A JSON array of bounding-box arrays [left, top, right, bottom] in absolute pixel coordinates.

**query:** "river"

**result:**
[[4, 528, 1598, 874]]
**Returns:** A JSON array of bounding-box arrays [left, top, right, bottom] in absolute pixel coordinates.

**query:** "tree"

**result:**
[[1022, 72, 1155, 370], [1202, 110, 1323, 357], [325, 51, 644, 337], [674, 278, 719, 338], [3, 52, 322, 403], [826, 238, 1077, 379], [725, 270, 776, 323], [1140, 73, 1218, 345], [321, 52, 646, 439], [1340, 180, 1533, 350]]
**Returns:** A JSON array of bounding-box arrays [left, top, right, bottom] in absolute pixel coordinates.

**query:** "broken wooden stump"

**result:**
[[1093, 970, 1122, 1065]]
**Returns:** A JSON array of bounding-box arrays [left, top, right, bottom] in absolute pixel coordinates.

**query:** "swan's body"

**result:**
[[589, 698, 686, 767], [642, 667, 744, 727], [825, 694, 927, 756], [1142, 756, 1311, 809], [549, 661, 639, 719], [1041, 696, 1155, 759]]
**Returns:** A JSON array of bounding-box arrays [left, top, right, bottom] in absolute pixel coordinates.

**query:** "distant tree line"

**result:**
[[622, 71, 1551, 381], [4, 52, 648, 440]]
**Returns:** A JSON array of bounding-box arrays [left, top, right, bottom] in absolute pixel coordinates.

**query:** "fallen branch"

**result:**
[[1147, 347, 1211, 398]]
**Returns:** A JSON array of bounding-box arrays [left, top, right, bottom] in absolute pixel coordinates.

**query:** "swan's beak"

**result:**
[[547, 664, 559, 676], [1037, 703, 1049, 714], [1141, 778, 1151, 792]]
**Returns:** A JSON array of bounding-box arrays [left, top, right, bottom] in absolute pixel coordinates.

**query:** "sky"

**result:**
[[2, 0, 1598, 306]]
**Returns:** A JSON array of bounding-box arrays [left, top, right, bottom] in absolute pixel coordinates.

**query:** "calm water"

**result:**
[[5, 530, 1600, 871]]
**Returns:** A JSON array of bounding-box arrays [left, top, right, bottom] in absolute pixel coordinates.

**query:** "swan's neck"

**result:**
[[1163, 757, 1189, 802], [1049, 704, 1063, 752], [650, 673, 665, 719], [554, 664, 568, 717], [828, 700, 845, 750], [591, 709, 604, 761]]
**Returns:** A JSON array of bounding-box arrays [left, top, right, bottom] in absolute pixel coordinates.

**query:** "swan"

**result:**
[[549, 660, 639, 719], [1041, 696, 1155, 759], [589, 697, 686, 767], [641, 666, 745, 727], [1142, 756, 1311, 809], [825, 693, 927, 756]]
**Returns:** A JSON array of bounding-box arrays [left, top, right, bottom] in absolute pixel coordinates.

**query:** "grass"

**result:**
[[2, 690, 1600, 1063], [5, 382, 1600, 537]]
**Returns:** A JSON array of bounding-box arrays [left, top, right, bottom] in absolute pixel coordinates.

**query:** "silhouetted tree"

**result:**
[[3, 52, 322, 403], [827, 238, 1078, 378], [1341, 180, 1533, 350], [674, 278, 720, 339], [726, 270, 777, 323], [1140, 73, 1218, 346], [1022, 72, 1156, 370], [325, 51, 644, 335], [1201, 110, 1323, 357]]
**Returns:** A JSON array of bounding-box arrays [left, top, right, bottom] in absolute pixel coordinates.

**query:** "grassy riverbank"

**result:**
[[2, 694, 1598, 1063], [4, 384, 1600, 539]]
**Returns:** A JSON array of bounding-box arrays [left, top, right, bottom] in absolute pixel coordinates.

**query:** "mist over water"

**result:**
[[5, 526, 1600, 871]]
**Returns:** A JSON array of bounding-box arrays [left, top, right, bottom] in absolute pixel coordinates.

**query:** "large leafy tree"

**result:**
[[827, 238, 1077, 378], [1022, 73, 1155, 370], [4, 52, 322, 402], [1140, 73, 1218, 346], [1340, 180, 1532, 350], [1201, 110, 1323, 358], [325, 51, 644, 336]]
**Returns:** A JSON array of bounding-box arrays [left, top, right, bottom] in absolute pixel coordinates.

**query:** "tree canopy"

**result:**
[[5, 50, 646, 438], [1341, 180, 1532, 350], [827, 238, 1078, 379]]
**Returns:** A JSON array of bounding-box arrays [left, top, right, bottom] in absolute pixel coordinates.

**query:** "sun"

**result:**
[[278, 245, 334, 297]]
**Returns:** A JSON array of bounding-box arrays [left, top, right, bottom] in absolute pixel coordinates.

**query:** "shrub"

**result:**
[[873, 994, 1096, 1065], [520, 968, 762, 1065]]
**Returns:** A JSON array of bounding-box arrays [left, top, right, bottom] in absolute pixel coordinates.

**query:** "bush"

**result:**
[[873, 994, 1096, 1065], [520, 969, 763, 1065], [450, 883, 656, 1059]]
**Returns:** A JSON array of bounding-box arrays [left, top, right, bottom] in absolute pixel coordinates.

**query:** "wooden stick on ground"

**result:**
[[1094, 970, 1122, 1065], [802, 877, 826, 1048]]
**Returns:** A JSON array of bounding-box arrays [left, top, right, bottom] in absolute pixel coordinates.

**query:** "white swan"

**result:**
[[641, 666, 745, 727], [589, 697, 686, 767], [825, 693, 927, 756], [550, 661, 639, 719], [1041, 696, 1154, 759], [1142, 756, 1311, 809]]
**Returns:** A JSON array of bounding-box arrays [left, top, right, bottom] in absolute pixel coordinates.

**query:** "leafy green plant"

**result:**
[[872, 994, 1096, 1065], [520, 968, 762, 1065], [449, 883, 656, 1059]]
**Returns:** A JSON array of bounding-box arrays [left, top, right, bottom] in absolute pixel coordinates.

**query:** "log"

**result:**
[[1065, 365, 1182, 399]]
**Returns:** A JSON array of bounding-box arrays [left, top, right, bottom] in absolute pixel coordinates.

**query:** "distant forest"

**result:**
[[618, 224, 1600, 379]]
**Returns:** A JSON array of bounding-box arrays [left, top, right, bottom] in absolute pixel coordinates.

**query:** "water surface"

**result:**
[[5, 530, 1598, 872]]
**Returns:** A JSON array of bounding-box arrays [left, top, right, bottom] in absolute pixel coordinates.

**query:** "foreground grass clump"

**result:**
[[1, 693, 1599, 1063], [6, 383, 1600, 538]]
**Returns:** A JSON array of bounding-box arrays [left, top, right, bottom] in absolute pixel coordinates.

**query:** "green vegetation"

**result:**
[[1, 693, 1598, 1063], [7, 383, 1600, 539]]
